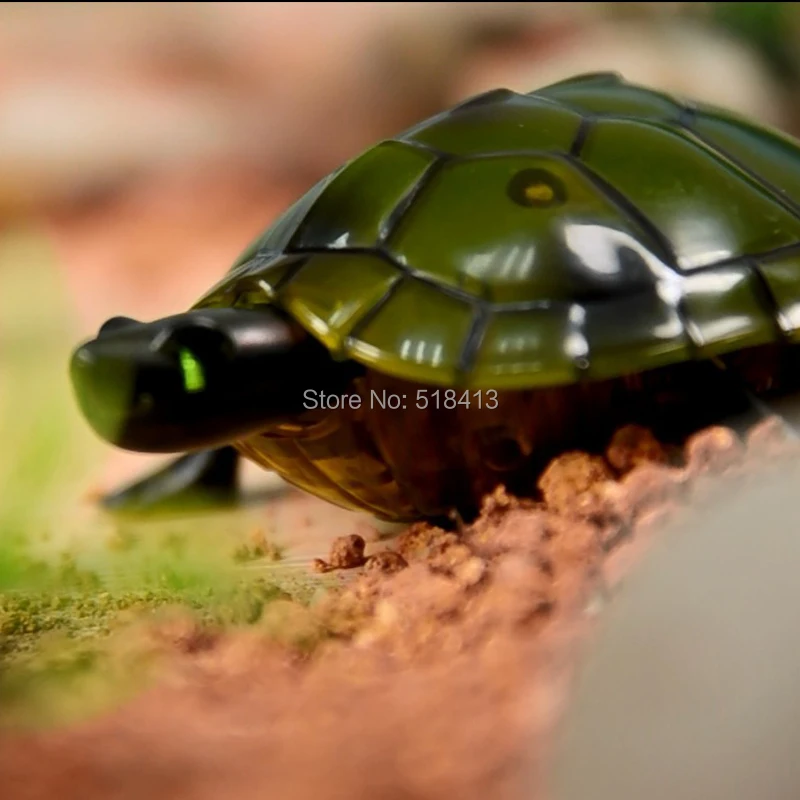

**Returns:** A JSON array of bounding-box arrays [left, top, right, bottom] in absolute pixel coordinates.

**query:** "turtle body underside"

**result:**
[[235, 343, 799, 521]]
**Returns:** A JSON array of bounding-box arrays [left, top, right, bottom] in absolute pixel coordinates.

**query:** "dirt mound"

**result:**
[[0, 421, 794, 800]]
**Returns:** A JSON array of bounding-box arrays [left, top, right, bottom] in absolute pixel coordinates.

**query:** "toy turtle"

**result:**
[[70, 72, 800, 523]]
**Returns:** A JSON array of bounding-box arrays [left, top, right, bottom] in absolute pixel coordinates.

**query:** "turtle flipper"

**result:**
[[100, 446, 240, 514]]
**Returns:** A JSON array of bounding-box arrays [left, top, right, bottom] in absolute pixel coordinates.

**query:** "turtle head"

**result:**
[[70, 307, 357, 453]]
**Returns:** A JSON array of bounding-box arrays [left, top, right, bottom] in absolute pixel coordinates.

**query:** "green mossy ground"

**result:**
[[0, 509, 323, 728], [0, 229, 326, 728]]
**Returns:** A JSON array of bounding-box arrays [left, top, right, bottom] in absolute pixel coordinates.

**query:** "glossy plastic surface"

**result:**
[[182, 73, 800, 518], [196, 72, 800, 391]]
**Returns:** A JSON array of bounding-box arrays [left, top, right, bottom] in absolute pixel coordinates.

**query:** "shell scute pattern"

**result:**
[[195, 73, 800, 388], [289, 141, 438, 250], [398, 92, 583, 156], [384, 154, 671, 305], [578, 118, 800, 270]]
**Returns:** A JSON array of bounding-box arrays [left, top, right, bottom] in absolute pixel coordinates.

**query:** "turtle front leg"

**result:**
[[100, 445, 240, 514]]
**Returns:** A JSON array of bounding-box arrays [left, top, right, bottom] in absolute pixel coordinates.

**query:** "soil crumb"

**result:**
[[364, 550, 409, 575], [0, 421, 795, 800], [312, 534, 367, 573], [606, 424, 670, 473]]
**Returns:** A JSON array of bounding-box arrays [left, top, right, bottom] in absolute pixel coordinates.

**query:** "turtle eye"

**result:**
[[176, 347, 206, 393], [153, 324, 235, 393], [506, 168, 567, 208]]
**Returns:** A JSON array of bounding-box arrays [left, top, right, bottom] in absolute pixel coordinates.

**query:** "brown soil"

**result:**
[[0, 420, 796, 800]]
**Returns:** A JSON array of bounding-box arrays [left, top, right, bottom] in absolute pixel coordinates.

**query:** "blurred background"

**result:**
[[554, 458, 800, 800], [3, 0, 800, 554]]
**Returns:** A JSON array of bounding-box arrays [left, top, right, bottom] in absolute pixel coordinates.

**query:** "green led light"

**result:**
[[178, 347, 206, 392]]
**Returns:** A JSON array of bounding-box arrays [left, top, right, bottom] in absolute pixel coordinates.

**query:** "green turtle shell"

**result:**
[[195, 71, 800, 390]]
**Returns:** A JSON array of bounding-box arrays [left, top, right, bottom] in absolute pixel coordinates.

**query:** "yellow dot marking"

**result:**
[[524, 183, 555, 203]]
